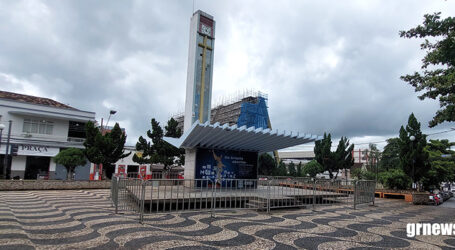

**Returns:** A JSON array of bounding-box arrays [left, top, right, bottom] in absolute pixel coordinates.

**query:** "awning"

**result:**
[[164, 121, 321, 152]]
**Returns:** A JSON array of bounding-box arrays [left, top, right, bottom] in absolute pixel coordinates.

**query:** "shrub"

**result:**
[[379, 168, 411, 190], [302, 160, 323, 178]]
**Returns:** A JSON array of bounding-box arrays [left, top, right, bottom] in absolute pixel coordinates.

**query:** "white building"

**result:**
[[278, 150, 351, 179], [0, 91, 95, 180], [278, 151, 315, 165], [112, 146, 184, 179]]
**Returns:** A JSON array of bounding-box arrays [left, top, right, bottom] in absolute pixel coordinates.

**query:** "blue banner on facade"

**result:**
[[195, 148, 258, 187]]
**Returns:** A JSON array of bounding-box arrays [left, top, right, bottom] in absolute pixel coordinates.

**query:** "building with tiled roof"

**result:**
[[0, 90, 95, 180], [0, 90, 77, 110]]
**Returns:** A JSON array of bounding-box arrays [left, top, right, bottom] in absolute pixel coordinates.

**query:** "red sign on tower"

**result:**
[[199, 15, 214, 37]]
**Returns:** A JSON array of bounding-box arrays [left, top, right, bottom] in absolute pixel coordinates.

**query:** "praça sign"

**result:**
[[5, 144, 60, 157], [19, 144, 49, 153]]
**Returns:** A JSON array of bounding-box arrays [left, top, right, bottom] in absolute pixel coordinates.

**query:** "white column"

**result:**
[[184, 148, 197, 181]]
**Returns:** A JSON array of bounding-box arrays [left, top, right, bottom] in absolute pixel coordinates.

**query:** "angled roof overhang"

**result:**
[[164, 121, 322, 153]]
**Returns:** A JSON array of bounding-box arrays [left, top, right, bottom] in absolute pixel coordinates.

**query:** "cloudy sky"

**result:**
[[1, 0, 454, 150]]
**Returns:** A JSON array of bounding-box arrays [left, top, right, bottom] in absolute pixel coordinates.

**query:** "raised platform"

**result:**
[[125, 184, 350, 212]]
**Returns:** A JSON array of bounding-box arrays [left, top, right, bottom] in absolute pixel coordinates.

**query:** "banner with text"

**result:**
[[195, 148, 258, 188], [0, 144, 59, 157]]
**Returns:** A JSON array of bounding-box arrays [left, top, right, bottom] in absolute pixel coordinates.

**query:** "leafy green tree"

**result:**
[[296, 162, 303, 177], [333, 136, 355, 178], [84, 121, 131, 179], [54, 148, 87, 180], [363, 144, 381, 181], [258, 153, 276, 176], [365, 144, 381, 172], [399, 113, 429, 188], [288, 162, 297, 177], [400, 12, 455, 127], [379, 138, 401, 171], [351, 168, 375, 180], [165, 118, 185, 166], [379, 168, 412, 190], [133, 118, 184, 176], [302, 160, 323, 178], [421, 139, 455, 190], [351, 168, 362, 180], [274, 160, 287, 176], [314, 133, 332, 173], [315, 133, 354, 179]]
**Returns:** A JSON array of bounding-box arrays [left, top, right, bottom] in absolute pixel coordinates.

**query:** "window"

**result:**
[[23, 119, 53, 135]]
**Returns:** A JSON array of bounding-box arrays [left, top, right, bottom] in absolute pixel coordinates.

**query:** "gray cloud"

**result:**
[[0, 0, 454, 147]]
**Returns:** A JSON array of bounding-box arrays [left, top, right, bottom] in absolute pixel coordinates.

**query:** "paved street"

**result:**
[[1, 189, 455, 249], [440, 197, 455, 208]]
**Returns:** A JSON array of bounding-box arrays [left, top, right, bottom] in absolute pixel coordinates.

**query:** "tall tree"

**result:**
[[379, 138, 401, 171], [296, 162, 303, 177], [399, 113, 429, 188], [422, 139, 455, 190], [54, 148, 87, 180], [315, 133, 354, 179], [84, 121, 131, 179], [364, 144, 381, 180], [400, 13, 455, 127], [258, 153, 276, 176], [274, 160, 287, 176], [333, 136, 355, 179], [133, 118, 184, 176], [314, 133, 333, 176], [288, 162, 297, 177]]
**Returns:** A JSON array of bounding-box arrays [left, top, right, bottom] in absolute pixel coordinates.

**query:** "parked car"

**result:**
[[437, 194, 444, 204], [429, 193, 441, 206], [441, 191, 451, 201]]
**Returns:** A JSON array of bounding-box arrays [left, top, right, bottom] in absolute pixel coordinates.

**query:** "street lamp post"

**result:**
[[0, 123, 4, 179], [3, 121, 12, 179], [97, 110, 117, 180], [410, 135, 416, 189], [105, 110, 117, 131]]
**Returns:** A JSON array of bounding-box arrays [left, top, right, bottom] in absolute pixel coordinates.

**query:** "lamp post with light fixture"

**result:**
[[96, 110, 117, 180], [0, 123, 4, 179], [409, 135, 416, 189], [2, 121, 12, 179], [105, 110, 117, 131]]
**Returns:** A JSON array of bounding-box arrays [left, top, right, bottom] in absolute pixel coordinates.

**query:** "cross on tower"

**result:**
[[197, 35, 212, 122]]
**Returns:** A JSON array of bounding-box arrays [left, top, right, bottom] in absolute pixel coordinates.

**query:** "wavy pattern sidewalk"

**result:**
[[1, 189, 454, 249]]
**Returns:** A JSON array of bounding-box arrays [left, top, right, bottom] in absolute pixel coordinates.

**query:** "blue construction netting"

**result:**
[[237, 96, 269, 129]]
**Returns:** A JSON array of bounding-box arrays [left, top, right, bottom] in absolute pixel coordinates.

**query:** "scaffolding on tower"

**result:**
[[173, 90, 280, 161]]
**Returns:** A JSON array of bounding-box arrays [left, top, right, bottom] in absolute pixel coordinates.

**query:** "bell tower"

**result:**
[[184, 10, 216, 132]]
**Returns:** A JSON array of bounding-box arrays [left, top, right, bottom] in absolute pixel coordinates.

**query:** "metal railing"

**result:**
[[110, 177, 376, 223], [110, 177, 143, 214], [354, 180, 376, 209]]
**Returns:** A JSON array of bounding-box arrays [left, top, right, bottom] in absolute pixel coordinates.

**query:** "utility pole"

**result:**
[[0, 123, 4, 179], [3, 121, 12, 179], [409, 135, 416, 189]]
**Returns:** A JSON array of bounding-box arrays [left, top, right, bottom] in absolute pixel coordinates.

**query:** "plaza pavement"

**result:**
[[0, 189, 454, 249]]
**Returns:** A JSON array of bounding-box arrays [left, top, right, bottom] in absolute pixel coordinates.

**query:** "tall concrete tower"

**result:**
[[183, 10, 216, 132]]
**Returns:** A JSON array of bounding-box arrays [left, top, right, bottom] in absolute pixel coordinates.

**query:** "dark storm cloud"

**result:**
[[0, 0, 454, 147], [0, 1, 194, 144]]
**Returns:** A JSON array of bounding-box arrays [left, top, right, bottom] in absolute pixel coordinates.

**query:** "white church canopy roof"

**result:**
[[164, 121, 322, 152]]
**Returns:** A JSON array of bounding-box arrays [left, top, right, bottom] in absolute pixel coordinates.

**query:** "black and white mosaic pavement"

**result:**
[[1, 189, 455, 249]]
